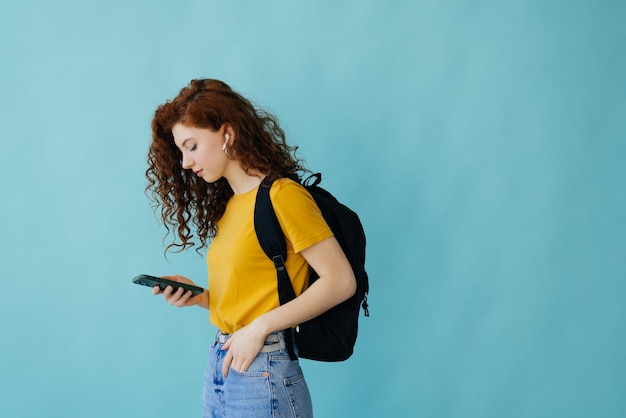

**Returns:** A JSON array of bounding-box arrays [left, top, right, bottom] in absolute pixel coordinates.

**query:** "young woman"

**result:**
[[145, 79, 356, 418]]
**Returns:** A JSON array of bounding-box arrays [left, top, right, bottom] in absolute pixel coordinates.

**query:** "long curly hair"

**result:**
[[146, 79, 307, 253]]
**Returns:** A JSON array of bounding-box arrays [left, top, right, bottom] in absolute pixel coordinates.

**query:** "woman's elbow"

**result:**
[[341, 271, 357, 301]]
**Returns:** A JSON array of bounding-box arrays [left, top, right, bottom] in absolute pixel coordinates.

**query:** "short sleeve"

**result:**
[[270, 178, 333, 253]]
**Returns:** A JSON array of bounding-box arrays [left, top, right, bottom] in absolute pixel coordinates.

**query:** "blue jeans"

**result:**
[[203, 331, 313, 418]]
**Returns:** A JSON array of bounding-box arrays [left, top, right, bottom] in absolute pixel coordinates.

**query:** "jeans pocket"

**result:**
[[283, 373, 313, 418], [223, 368, 271, 416]]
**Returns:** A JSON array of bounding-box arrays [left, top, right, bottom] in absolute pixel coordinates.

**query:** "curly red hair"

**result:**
[[146, 79, 307, 253]]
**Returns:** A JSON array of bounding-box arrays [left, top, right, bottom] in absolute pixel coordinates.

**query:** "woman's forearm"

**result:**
[[253, 236, 356, 334], [253, 272, 355, 335]]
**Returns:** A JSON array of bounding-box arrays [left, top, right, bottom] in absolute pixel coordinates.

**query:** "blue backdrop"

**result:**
[[1, 1, 624, 417]]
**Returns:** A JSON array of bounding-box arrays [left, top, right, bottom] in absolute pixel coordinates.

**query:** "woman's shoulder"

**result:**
[[270, 177, 305, 194], [269, 177, 315, 206]]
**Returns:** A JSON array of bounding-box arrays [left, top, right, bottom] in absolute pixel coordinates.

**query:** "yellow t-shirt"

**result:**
[[207, 178, 333, 334]]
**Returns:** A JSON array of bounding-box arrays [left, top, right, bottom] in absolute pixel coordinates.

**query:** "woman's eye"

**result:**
[[190, 145, 197, 151]]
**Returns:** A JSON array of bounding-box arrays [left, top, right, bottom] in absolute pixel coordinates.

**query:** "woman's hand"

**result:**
[[152, 274, 208, 309], [221, 321, 269, 377]]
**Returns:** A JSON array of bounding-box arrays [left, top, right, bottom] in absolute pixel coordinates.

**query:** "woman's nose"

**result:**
[[181, 154, 193, 169]]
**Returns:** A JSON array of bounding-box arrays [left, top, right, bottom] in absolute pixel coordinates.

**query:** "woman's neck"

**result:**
[[225, 168, 266, 195]]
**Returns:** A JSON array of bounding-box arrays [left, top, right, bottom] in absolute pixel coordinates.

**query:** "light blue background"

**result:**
[[1, 1, 624, 417]]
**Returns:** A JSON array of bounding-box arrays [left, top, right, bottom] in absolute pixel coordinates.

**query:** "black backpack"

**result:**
[[254, 173, 369, 361]]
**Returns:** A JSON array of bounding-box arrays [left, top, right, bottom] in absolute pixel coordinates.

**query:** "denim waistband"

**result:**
[[215, 330, 283, 353]]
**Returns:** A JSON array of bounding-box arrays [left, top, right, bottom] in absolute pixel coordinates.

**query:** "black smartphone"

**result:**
[[132, 274, 205, 296]]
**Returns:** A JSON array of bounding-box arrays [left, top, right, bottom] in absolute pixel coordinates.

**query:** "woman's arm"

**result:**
[[221, 236, 355, 375], [254, 236, 356, 331], [153, 274, 210, 310]]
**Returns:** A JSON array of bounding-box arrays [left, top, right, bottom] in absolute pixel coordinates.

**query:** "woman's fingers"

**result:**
[[222, 349, 233, 377], [172, 290, 193, 307], [158, 285, 192, 307], [219, 327, 266, 377]]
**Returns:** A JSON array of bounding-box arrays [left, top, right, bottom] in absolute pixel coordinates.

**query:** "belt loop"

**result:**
[[277, 330, 286, 351]]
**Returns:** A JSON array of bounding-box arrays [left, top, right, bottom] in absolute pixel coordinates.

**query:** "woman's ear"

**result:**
[[222, 124, 235, 142], [221, 124, 235, 152]]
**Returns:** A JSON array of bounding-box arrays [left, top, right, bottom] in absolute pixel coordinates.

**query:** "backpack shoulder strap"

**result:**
[[254, 176, 298, 360], [254, 177, 287, 270]]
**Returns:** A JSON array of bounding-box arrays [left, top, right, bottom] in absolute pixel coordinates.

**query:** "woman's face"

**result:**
[[172, 123, 231, 183]]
